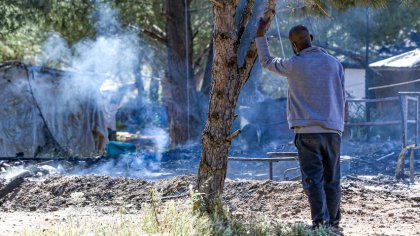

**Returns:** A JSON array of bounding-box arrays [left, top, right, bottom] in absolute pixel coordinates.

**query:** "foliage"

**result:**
[[0, 0, 98, 61], [290, 0, 387, 17], [271, 0, 420, 60], [255, 0, 420, 100], [0, 0, 212, 73], [0, 0, 416, 75]]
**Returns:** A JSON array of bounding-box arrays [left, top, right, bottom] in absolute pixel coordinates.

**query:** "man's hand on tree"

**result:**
[[256, 18, 270, 37]]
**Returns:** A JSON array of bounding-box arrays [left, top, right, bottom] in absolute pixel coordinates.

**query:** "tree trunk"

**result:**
[[201, 42, 213, 97], [164, 0, 201, 146], [197, 0, 275, 211]]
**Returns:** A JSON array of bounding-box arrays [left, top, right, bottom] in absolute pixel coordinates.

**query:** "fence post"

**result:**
[[399, 95, 408, 148], [269, 162, 273, 180], [410, 147, 415, 183], [344, 101, 350, 138]]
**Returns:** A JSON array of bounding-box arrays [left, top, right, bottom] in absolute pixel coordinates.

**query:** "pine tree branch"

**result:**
[[141, 28, 166, 45], [239, 0, 276, 84], [237, 0, 255, 41], [209, 0, 225, 9]]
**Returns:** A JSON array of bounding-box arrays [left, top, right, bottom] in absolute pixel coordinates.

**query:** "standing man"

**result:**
[[255, 20, 345, 230]]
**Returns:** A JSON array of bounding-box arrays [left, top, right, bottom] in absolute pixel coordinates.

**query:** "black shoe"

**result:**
[[328, 223, 342, 230], [310, 221, 326, 230], [310, 224, 320, 231], [326, 224, 343, 236]]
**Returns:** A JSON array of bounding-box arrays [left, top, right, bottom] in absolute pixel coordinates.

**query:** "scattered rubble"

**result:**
[[0, 174, 419, 235], [0, 140, 419, 235], [0, 140, 417, 182], [0, 175, 192, 212]]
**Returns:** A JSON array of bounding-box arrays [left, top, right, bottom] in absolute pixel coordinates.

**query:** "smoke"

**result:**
[[36, 3, 140, 107], [72, 126, 169, 178], [30, 3, 170, 177], [144, 126, 170, 161], [38, 34, 71, 65]]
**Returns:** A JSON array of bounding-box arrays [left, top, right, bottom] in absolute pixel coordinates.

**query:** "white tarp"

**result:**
[[0, 62, 115, 157]]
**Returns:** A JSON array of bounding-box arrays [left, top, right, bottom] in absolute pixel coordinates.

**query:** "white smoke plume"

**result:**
[[36, 3, 140, 104], [31, 3, 169, 178]]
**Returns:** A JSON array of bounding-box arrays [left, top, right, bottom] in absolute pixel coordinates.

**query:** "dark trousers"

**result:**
[[294, 133, 341, 226]]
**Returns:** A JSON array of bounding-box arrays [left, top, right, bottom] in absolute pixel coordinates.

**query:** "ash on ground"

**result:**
[[1, 140, 418, 182], [0, 174, 419, 235]]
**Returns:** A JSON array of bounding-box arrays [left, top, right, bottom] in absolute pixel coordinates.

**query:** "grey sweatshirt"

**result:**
[[256, 37, 346, 132]]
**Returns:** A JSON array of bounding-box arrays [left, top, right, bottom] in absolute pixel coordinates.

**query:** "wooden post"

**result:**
[[344, 101, 350, 138], [395, 144, 415, 179], [410, 147, 415, 183], [344, 101, 349, 122], [269, 162, 273, 180], [399, 95, 408, 148]]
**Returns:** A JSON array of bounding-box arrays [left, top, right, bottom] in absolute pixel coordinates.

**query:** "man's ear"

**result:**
[[292, 43, 298, 54], [310, 34, 313, 42]]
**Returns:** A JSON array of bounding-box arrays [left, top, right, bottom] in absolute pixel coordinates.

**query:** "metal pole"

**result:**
[[410, 147, 415, 183], [184, 0, 190, 141], [365, 7, 371, 142], [416, 95, 419, 145]]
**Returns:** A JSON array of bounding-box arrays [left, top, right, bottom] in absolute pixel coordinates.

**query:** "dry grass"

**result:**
[[21, 191, 332, 236]]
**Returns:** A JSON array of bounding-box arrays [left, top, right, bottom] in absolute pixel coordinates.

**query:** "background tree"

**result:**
[[0, 0, 214, 146], [163, 0, 201, 146], [114, 0, 214, 146]]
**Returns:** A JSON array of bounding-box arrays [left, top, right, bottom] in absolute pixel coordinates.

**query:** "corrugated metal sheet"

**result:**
[[370, 49, 420, 68]]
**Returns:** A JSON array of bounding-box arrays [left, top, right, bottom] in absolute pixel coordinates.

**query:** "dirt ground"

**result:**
[[0, 174, 419, 236]]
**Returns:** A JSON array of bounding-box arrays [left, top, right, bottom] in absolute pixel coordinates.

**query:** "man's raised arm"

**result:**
[[255, 18, 293, 77]]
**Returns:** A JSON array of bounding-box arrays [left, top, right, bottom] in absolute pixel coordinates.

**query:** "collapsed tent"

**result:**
[[0, 61, 116, 158], [369, 49, 420, 98]]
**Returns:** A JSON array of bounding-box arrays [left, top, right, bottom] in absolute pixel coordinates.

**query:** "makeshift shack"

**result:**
[[0, 61, 116, 158], [369, 49, 420, 98]]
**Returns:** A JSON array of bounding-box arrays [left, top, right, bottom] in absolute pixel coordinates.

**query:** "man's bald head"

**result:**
[[289, 25, 313, 54]]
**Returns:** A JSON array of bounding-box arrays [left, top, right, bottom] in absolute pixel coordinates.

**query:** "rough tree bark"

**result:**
[[164, 0, 201, 146], [197, 0, 276, 211], [201, 42, 213, 97]]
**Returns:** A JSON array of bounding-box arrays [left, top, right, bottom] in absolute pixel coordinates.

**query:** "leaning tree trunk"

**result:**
[[164, 0, 201, 146], [197, 0, 275, 211]]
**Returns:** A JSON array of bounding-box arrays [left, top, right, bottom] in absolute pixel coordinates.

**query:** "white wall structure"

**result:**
[[344, 68, 366, 98]]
